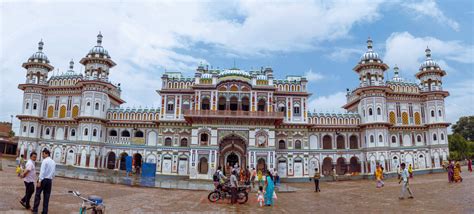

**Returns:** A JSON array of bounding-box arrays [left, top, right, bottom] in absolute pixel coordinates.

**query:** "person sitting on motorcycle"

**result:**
[[213, 166, 227, 190]]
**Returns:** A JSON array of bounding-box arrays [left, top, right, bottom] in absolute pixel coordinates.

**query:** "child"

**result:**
[[257, 186, 264, 207]]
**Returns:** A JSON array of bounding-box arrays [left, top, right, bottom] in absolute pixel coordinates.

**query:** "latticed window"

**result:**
[[59, 106, 66, 118], [402, 112, 409, 125], [47, 106, 54, 118], [72, 106, 79, 117], [414, 112, 421, 125], [389, 112, 396, 124]]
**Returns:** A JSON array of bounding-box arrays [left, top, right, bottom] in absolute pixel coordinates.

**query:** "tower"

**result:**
[[354, 37, 389, 87], [80, 32, 116, 81], [22, 40, 54, 85], [416, 47, 446, 92]]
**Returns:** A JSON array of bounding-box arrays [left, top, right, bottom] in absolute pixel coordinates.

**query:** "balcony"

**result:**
[[183, 110, 284, 124]]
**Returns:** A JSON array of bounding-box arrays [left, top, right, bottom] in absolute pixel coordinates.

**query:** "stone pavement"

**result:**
[[1, 160, 473, 213]]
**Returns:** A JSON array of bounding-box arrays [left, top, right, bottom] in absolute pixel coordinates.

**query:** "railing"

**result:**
[[183, 110, 284, 119], [106, 136, 130, 145]]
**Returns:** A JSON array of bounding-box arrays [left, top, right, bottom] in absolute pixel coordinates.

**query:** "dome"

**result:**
[[360, 37, 382, 63], [87, 32, 110, 58], [28, 40, 50, 63], [419, 47, 439, 70], [219, 69, 251, 78], [201, 73, 213, 79]]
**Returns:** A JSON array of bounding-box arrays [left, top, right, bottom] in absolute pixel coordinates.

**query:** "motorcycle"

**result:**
[[68, 190, 105, 214], [208, 183, 249, 204]]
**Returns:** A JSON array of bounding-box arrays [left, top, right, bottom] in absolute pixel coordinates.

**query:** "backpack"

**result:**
[[213, 171, 220, 182]]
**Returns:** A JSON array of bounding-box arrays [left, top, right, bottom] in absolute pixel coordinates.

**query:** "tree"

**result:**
[[452, 116, 474, 141], [8, 130, 15, 138], [448, 134, 468, 160]]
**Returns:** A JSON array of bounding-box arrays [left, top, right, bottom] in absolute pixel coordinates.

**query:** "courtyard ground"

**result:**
[[0, 161, 472, 213]]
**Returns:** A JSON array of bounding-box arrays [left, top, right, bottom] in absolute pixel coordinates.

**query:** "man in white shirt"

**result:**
[[399, 163, 414, 200], [229, 171, 238, 204], [32, 149, 56, 214], [20, 152, 37, 209]]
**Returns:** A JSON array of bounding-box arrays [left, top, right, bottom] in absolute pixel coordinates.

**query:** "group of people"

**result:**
[[213, 164, 278, 207], [446, 159, 472, 183], [375, 163, 414, 200], [17, 149, 56, 214]]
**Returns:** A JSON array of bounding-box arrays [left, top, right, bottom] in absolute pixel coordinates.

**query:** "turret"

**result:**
[[353, 37, 389, 87], [22, 40, 54, 84], [80, 32, 116, 81], [416, 47, 446, 92]]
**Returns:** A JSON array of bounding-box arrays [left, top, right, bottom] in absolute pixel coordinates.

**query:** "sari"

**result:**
[[447, 163, 454, 182], [453, 162, 462, 182], [264, 175, 274, 206], [375, 166, 384, 188]]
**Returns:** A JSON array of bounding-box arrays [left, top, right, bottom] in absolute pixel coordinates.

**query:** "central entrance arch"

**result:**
[[219, 134, 247, 176]]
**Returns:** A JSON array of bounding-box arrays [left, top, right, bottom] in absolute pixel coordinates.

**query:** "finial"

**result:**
[[97, 31, 103, 46], [38, 39, 44, 51], [69, 59, 74, 70], [425, 46, 431, 58], [367, 37, 373, 50], [394, 64, 399, 75]]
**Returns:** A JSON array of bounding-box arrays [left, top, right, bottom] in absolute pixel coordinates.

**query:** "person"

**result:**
[[244, 167, 251, 185], [213, 166, 226, 188], [257, 169, 263, 186], [19, 154, 26, 168], [447, 161, 454, 183], [399, 163, 414, 200], [256, 186, 264, 207], [32, 148, 56, 214], [313, 168, 321, 192], [396, 165, 401, 180], [19, 152, 37, 210], [375, 165, 384, 188], [229, 170, 238, 204], [331, 167, 337, 181], [226, 163, 231, 176], [239, 168, 245, 183], [274, 170, 279, 186], [453, 161, 463, 183], [263, 171, 275, 206], [408, 164, 413, 178], [467, 159, 472, 173], [251, 168, 257, 188]]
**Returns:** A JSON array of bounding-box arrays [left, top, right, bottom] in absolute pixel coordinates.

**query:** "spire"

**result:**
[[394, 65, 399, 76], [367, 37, 373, 51], [69, 59, 74, 70], [38, 39, 44, 52], [425, 46, 431, 59], [97, 31, 103, 46]]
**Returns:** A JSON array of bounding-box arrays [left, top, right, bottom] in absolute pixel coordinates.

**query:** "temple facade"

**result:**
[[17, 34, 450, 179]]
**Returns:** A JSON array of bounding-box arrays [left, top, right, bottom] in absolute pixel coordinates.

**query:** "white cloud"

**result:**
[[326, 48, 363, 62], [445, 79, 474, 126], [402, 0, 460, 31], [305, 69, 324, 82], [383, 32, 474, 75], [308, 92, 347, 112]]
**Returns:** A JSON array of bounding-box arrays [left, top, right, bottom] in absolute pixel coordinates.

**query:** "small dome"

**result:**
[[360, 37, 382, 63], [201, 73, 213, 79], [256, 74, 267, 80], [88, 32, 110, 58], [419, 47, 439, 70], [28, 40, 50, 63], [219, 68, 251, 78]]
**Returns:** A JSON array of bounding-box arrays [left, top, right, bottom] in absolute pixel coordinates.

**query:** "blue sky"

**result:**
[[0, 0, 473, 131]]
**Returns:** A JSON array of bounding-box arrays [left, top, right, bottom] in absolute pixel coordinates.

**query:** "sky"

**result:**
[[0, 0, 473, 132]]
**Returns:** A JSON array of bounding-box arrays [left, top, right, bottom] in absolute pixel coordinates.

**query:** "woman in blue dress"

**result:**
[[264, 171, 274, 206]]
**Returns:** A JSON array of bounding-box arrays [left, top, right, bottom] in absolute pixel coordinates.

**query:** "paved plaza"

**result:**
[[0, 162, 472, 213]]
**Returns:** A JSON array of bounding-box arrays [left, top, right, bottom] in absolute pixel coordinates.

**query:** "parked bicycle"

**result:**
[[68, 190, 105, 214]]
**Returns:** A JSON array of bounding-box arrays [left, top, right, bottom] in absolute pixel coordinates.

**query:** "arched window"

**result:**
[[109, 130, 117, 136], [164, 137, 172, 146], [378, 134, 383, 142], [278, 140, 286, 149], [71, 129, 76, 137], [201, 98, 210, 110], [293, 103, 301, 116], [294, 140, 302, 149], [33, 103, 37, 110], [391, 136, 397, 143], [87, 102, 91, 106], [30, 126, 34, 133], [257, 99, 266, 112], [47, 106, 54, 118], [362, 108, 366, 117], [45, 128, 50, 135], [323, 135, 332, 149], [438, 110, 442, 117], [134, 130, 144, 138], [95, 103, 99, 110], [180, 138, 188, 147], [84, 128, 89, 136], [121, 130, 130, 137], [370, 135, 374, 143], [402, 112, 409, 125], [349, 135, 358, 149], [59, 106, 66, 118], [441, 133, 445, 141], [377, 108, 381, 115], [368, 108, 373, 116], [198, 157, 208, 174], [417, 135, 422, 142], [23, 126, 26, 133], [431, 110, 435, 117], [26, 102, 29, 109], [93, 129, 97, 137], [200, 133, 208, 145], [336, 135, 345, 149], [433, 134, 437, 141], [389, 112, 396, 124], [72, 106, 79, 117]]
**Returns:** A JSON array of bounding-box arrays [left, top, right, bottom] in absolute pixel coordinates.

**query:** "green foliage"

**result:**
[[8, 130, 15, 138], [451, 116, 474, 141]]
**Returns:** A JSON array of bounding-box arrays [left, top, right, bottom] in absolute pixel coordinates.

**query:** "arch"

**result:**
[[378, 134, 383, 143], [377, 107, 381, 115], [257, 99, 266, 112], [47, 106, 54, 118], [80, 149, 87, 167], [229, 96, 238, 111], [53, 147, 62, 163], [164, 137, 172, 146], [180, 138, 188, 147], [391, 135, 397, 144], [70, 129, 76, 137], [294, 140, 302, 149], [25, 102, 30, 109], [30, 126, 34, 133], [241, 97, 250, 111], [95, 102, 100, 110], [391, 156, 400, 172], [349, 135, 358, 149], [404, 154, 414, 168], [198, 157, 208, 174], [59, 105, 66, 118], [414, 112, 421, 125], [217, 96, 226, 110], [89, 150, 96, 168], [278, 140, 286, 149], [65, 149, 75, 165], [389, 111, 396, 124], [336, 157, 346, 175], [370, 135, 375, 143], [121, 130, 130, 137], [92, 129, 97, 137], [418, 154, 426, 169], [109, 130, 118, 136], [119, 152, 128, 170], [309, 135, 318, 149], [230, 85, 238, 91], [368, 108, 373, 116], [56, 128, 64, 140], [201, 97, 210, 110], [323, 135, 332, 149], [416, 135, 422, 143], [133, 153, 143, 168], [349, 156, 361, 173], [336, 135, 345, 149], [402, 112, 408, 124], [433, 133, 437, 141], [134, 130, 144, 138], [107, 151, 116, 169], [45, 128, 50, 135], [147, 131, 157, 146], [200, 133, 209, 145], [146, 154, 157, 163], [403, 134, 411, 146], [33, 103, 37, 110], [322, 157, 333, 176]]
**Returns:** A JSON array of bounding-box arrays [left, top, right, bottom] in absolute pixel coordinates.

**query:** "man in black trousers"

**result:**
[[19, 152, 37, 209], [32, 149, 56, 214]]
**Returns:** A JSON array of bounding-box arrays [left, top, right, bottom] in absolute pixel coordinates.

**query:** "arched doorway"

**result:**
[[336, 135, 345, 149], [218, 97, 226, 110], [257, 158, 267, 172], [119, 152, 128, 170], [349, 135, 358, 149], [241, 97, 250, 111], [322, 157, 332, 176], [229, 96, 238, 111], [133, 153, 142, 169], [323, 135, 332, 149], [336, 157, 346, 175], [107, 152, 116, 169], [226, 152, 239, 168], [219, 134, 247, 173], [349, 156, 361, 173], [198, 157, 208, 174]]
